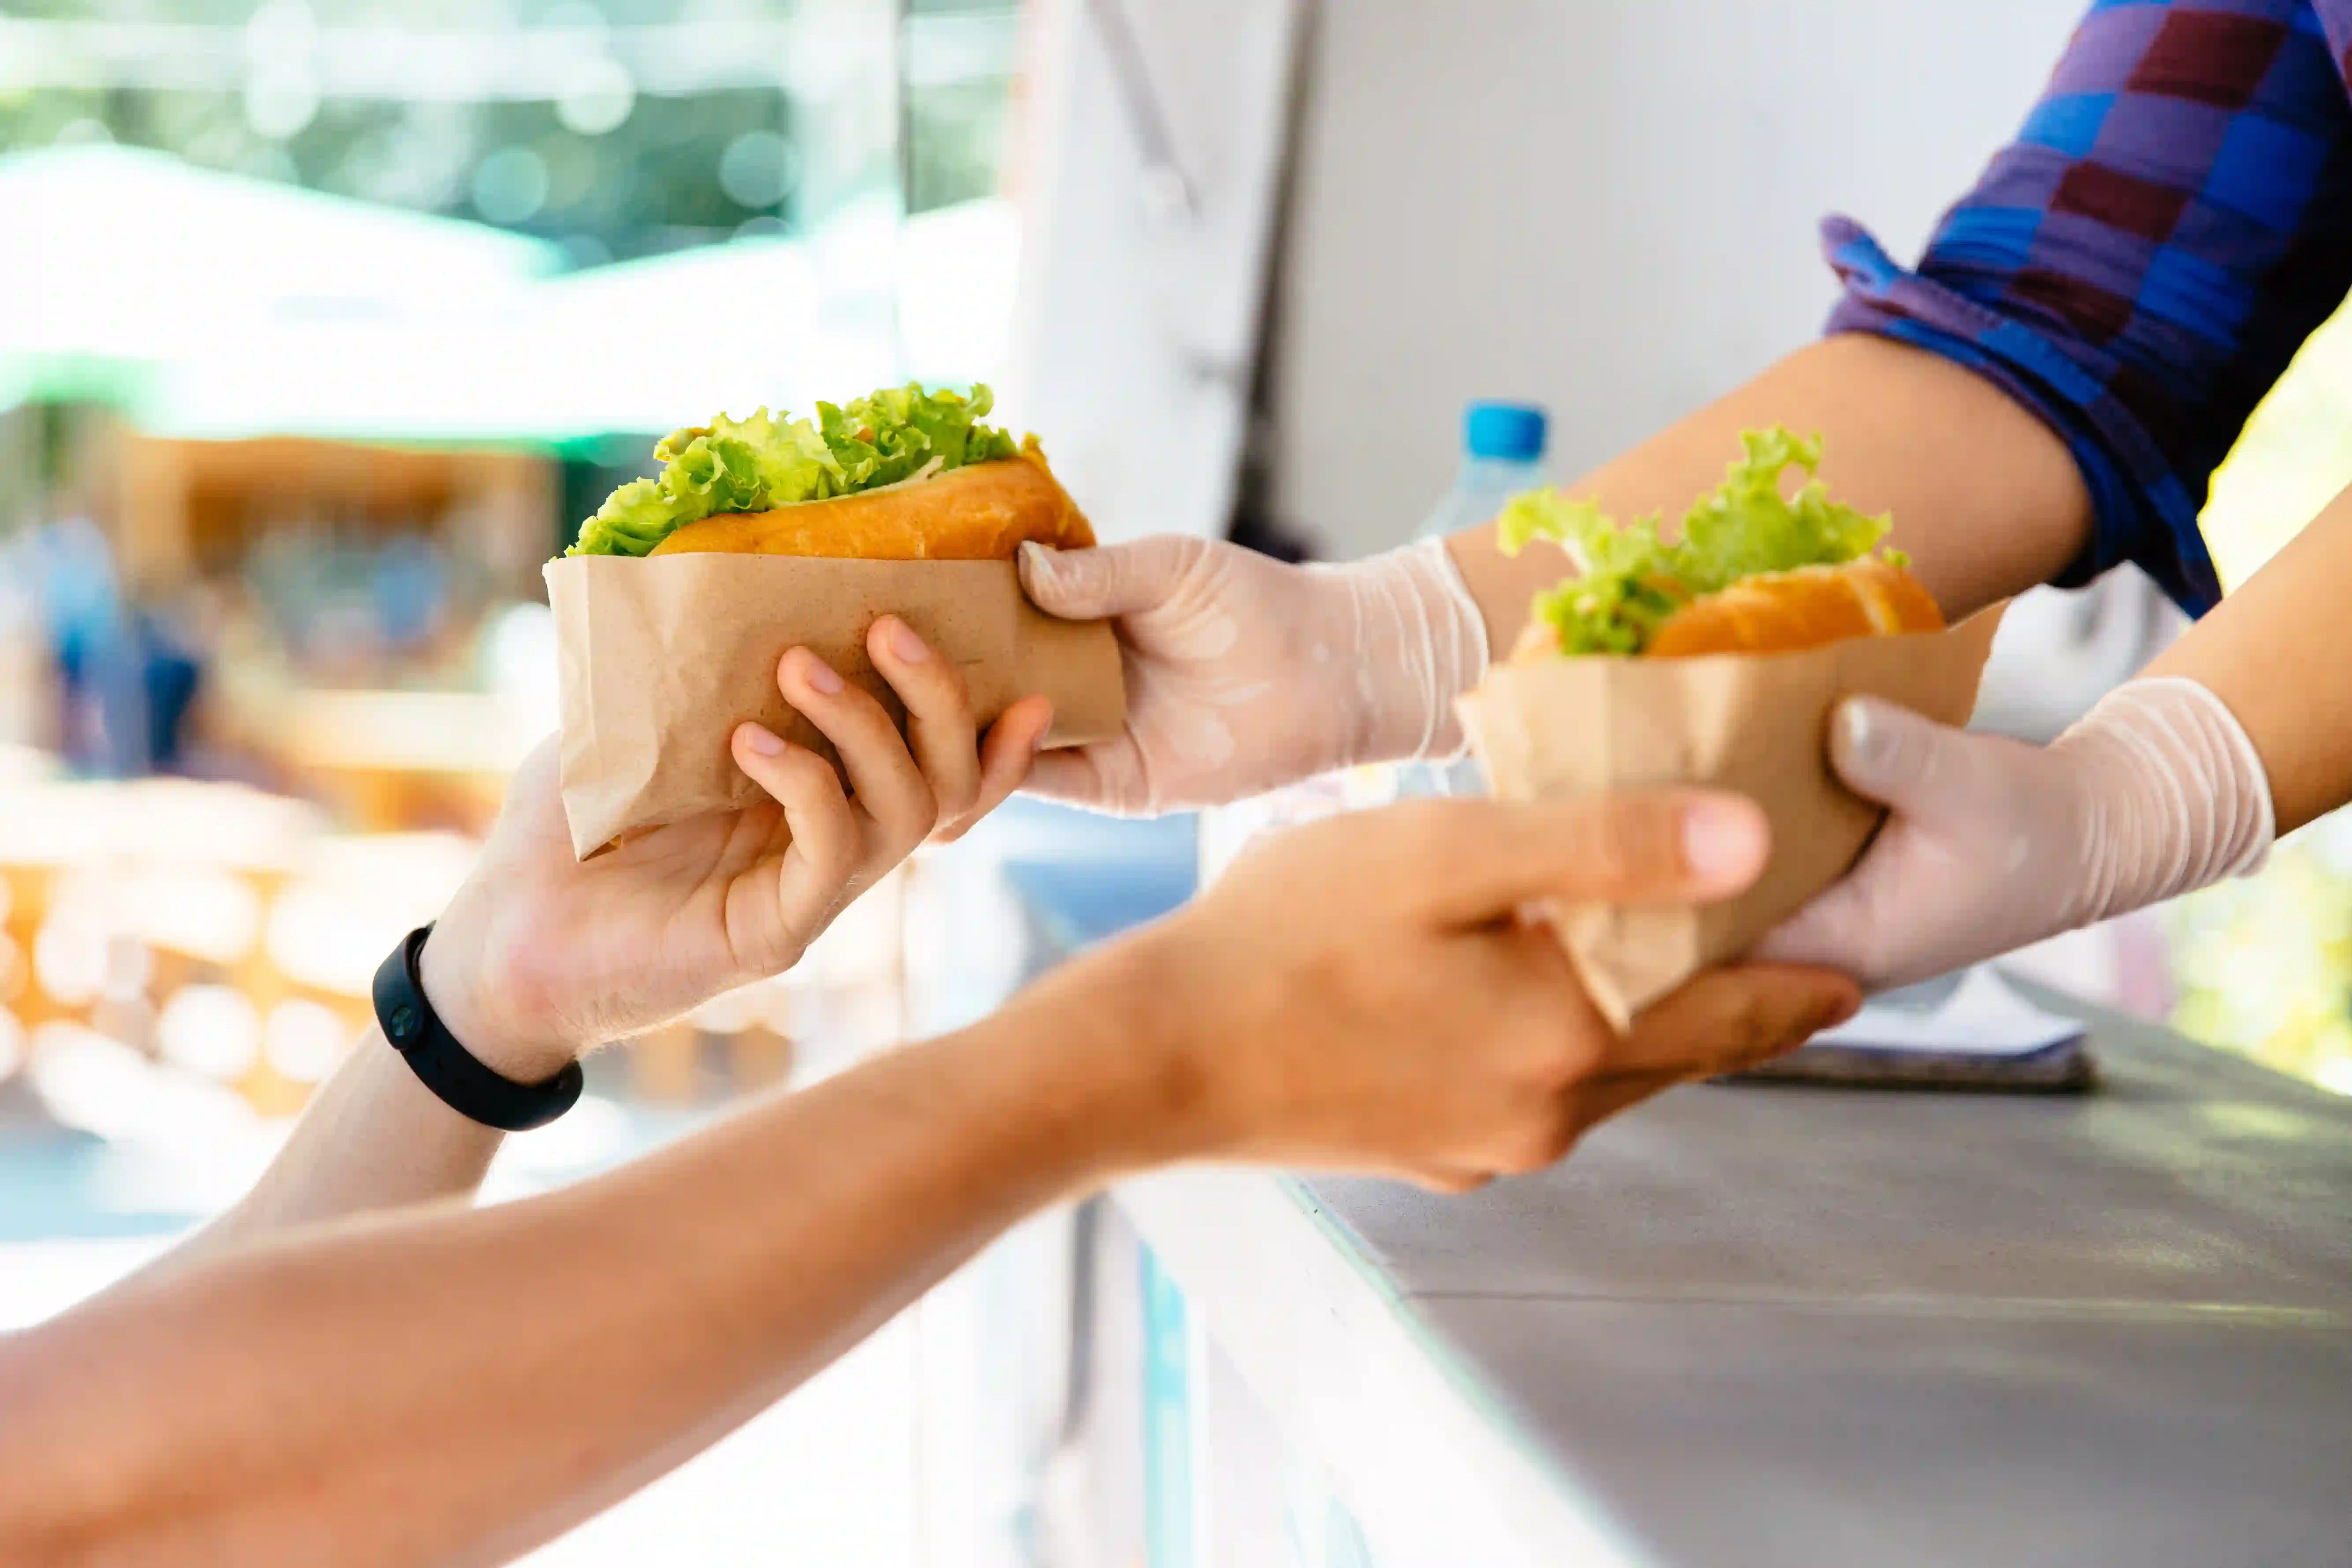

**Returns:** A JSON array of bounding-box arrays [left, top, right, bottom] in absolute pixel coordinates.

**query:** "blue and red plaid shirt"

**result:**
[[1826, 0, 2352, 616]]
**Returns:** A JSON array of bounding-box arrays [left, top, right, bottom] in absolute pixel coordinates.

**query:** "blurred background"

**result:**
[[3, 1, 2351, 1564]]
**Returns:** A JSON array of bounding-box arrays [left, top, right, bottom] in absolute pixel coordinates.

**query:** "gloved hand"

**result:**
[[1756, 676, 2275, 991], [1016, 535, 1488, 816]]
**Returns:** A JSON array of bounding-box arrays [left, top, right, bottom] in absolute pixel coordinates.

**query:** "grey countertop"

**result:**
[[1294, 1003, 2352, 1567]]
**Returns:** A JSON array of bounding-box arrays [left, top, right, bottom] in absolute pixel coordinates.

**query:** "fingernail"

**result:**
[[1018, 541, 1055, 576], [1682, 799, 1766, 883], [739, 723, 786, 756], [796, 651, 845, 696], [887, 619, 931, 664], [1834, 698, 1877, 764]]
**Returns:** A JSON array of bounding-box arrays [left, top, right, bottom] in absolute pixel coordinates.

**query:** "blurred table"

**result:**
[[1109, 997, 2352, 1568], [262, 688, 540, 834], [0, 775, 462, 1115]]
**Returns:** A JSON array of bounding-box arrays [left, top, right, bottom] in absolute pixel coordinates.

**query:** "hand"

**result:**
[[1016, 535, 1486, 816], [422, 617, 1054, 1078], [1035, 789, 1859, 1191], [1757, 679, 2272, 991]]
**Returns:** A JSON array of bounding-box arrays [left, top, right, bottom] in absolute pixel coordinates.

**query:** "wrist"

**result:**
[[1325, 541, 1491, 767], [964, 926, 1224, 1183], [415, 912, 579, 1085], [2054, 676, 2276, 927]]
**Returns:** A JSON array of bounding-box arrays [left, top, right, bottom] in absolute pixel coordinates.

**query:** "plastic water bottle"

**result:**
[[1418, 402, 1551, 542], [1394, 401, 1550, 797]]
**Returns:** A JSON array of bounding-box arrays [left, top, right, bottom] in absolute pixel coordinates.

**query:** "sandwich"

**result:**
[[542, 382, 1129, 859], [566, 382, 1095, 561], [1497, 427, 1941, 660]]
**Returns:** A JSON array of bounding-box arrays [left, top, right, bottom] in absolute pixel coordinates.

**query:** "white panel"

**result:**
[[1008, 0, 1307, 542]]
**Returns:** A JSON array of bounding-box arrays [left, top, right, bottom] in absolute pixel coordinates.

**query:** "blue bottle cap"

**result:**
[[1464, 402, 1547, 462]]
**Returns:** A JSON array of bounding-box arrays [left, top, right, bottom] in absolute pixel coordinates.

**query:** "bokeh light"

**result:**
[[156, 985, 263, 1082]]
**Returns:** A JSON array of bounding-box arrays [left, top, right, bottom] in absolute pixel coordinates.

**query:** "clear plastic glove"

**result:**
[[1756, 676, 2274, 991], [1016, 535, 1487, 816]]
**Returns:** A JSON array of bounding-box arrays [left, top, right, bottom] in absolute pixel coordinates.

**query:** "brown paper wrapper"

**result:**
[[545, 555, 1126, 860], [1456, 607, 2005, 1030]]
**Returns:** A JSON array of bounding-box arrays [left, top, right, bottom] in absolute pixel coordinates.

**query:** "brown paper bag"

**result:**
[[545, 554, 1126, 860], [1456, 607, 2005, 1029]]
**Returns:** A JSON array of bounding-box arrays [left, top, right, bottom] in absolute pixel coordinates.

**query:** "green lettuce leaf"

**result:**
[[1496, 426, 1896, 655], [566, 382, 1023, 557]]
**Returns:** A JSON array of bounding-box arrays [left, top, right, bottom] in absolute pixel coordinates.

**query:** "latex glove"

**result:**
[[1016, 535, 1487, 816], [1757, 676, 2274, 991]]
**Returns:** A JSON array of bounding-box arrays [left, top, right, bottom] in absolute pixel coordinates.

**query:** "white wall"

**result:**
[[1267, 0, 2086, 558], [1009, 0, 1306, 542]]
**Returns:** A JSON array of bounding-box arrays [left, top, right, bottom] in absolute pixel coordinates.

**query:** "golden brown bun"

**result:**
[[1643, 558, 1943, 658], [1506, 558, 1943, 662], [649, 444, 1095, 561]]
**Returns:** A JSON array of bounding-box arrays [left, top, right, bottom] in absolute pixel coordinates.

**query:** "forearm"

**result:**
[[170, 1029, 506, 1268], [154, 930, 577, 1272], [0, 979, 1158, 1566], [2142, 479, 2352, 834], [1444, 334, 2092, 652]]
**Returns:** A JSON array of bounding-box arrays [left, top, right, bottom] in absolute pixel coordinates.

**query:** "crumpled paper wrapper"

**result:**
[[1456, 607, 2005, 1030], [545, 555, 1125, 860]]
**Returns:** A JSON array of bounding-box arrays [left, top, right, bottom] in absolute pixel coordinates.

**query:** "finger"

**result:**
[[1750, 873, 1885, 979], [1406, 790, 1773, 927], [1825, 696, 1990, 816], [1608, 964, 1859, 1078], [937, 696, 1053, 842], [1018, 537, 1201, 621], [777, 647, 935, 852], [727, 723, 861, 963], [1022, 742, 1149, 817], [1408, 1167, 1497, 1197], [1558, 1069, 1687, 1144], [868, 616, 982, 827]]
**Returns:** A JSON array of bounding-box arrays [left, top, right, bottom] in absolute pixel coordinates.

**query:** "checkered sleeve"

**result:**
[[1824, 0, 2352, 616]]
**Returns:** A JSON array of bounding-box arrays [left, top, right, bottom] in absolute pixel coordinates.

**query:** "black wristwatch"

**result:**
[[372, 924, 583, 1131]]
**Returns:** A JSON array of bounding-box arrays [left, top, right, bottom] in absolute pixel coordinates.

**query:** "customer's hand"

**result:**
[[1029, 790, 1859, 1190], [1016, 535, 1487, 816], [1757, 678, 2272, 991], [422, 617, 1053, 1079]]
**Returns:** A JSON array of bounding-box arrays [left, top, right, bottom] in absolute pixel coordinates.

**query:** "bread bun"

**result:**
[[648, 448, 1094, 561], [1506, 557, 1943, 662], [1643, 558, 1942, 657]]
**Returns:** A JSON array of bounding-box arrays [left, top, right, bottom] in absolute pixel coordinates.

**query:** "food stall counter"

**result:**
[[1110, 995, 2352, 1567]]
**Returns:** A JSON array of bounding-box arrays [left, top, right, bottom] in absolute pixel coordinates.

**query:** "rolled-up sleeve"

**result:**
[[1825, 0, 2352, 616]]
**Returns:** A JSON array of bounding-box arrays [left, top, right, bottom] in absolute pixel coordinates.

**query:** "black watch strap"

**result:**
[[372, 925, 583, 1131]]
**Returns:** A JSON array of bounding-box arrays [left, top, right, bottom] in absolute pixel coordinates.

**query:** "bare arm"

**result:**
[[2142, 478, 2352, 834], [0, 986, 1139, 1567], [0, 792, 1853, 1566], [1444, 334, 2094, 652], [182, 1023, 507, 1257], [152, 619, 1053, 1272]]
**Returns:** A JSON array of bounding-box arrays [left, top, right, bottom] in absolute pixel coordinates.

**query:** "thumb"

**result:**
[[1824, 696, 1978, 815], [1019, 536, 1200, 621], [1750, 872, 1882, 980], [1412, 789, 1771, 927]]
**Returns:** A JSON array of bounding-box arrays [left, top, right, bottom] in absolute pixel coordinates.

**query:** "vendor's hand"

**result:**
[[421, 617, 1054, 1079], [1017, 535, 1486, 816], [1756, 681, 2272, 991], [1039, 790, 1859, 1190]]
